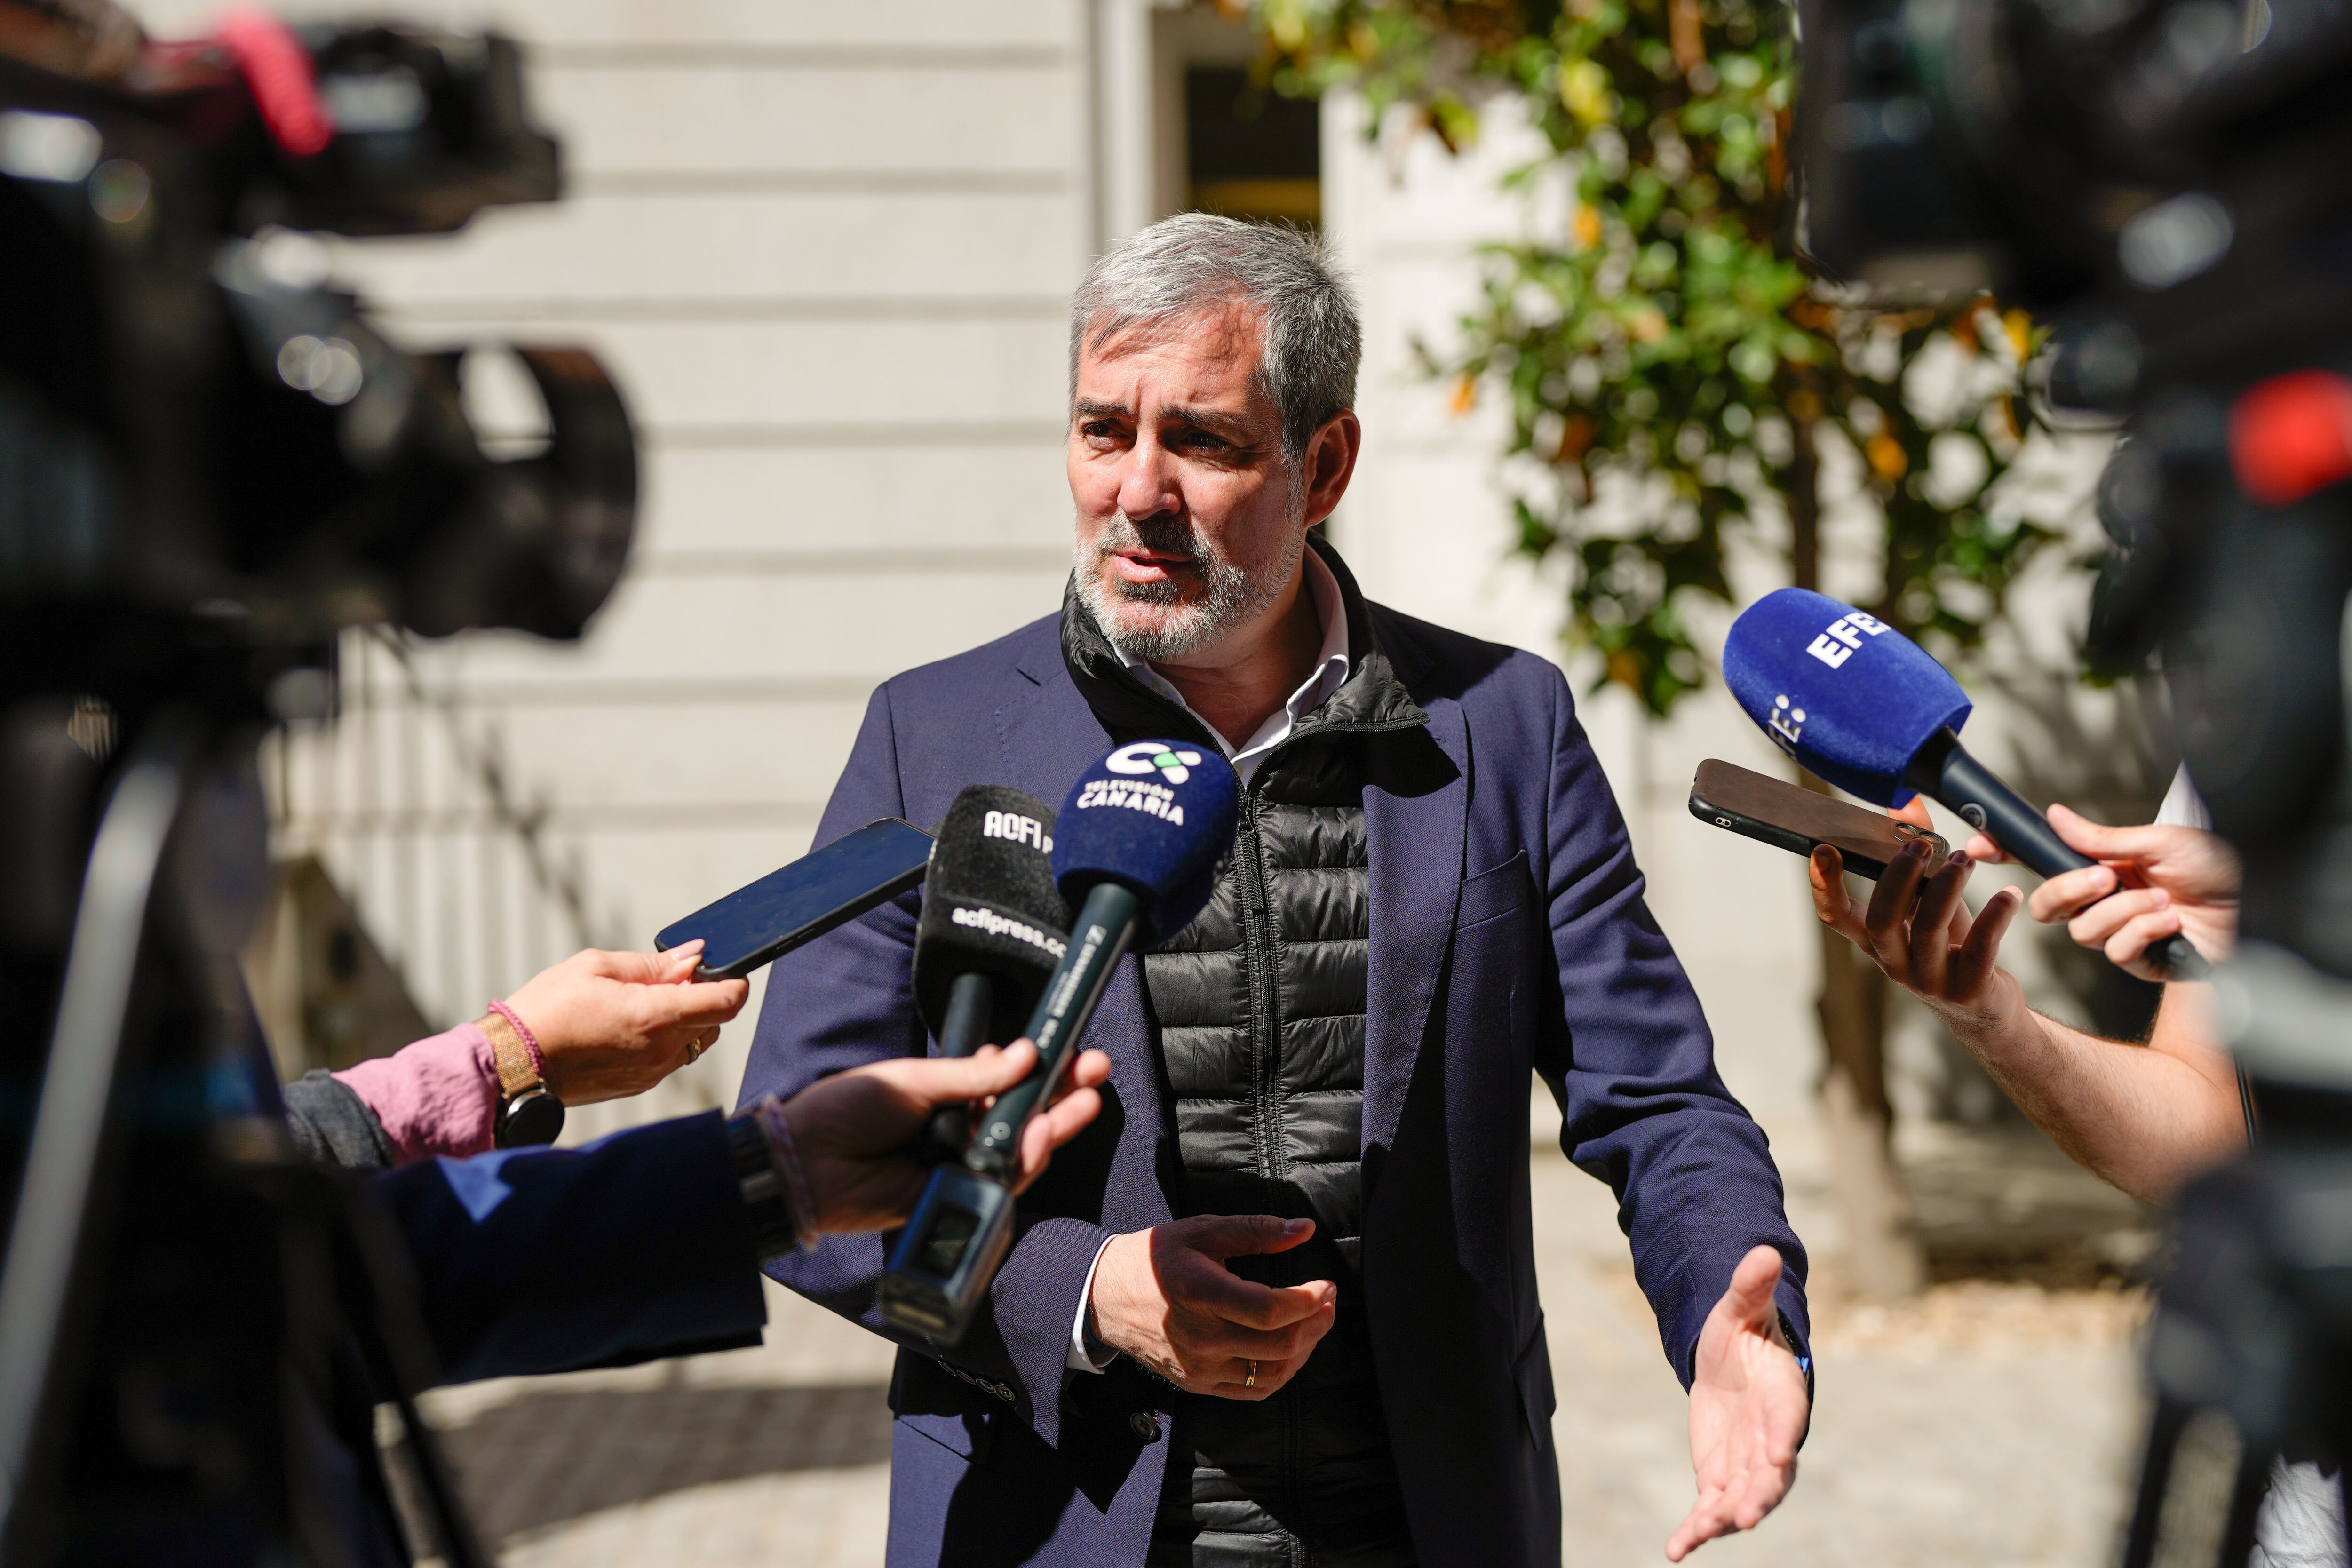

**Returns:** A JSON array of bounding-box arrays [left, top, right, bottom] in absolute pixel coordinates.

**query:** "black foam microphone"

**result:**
[[1725, 588, 2209, 980], [909, 786, 1070, 1157]]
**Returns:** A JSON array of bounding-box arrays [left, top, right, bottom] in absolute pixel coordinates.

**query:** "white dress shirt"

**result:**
[[1111, 546, 1353, 786], [1065, 546, 1354, 1373], [2155, 764, 2213, 830]]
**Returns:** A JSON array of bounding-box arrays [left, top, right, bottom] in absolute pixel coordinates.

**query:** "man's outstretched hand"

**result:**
[[1666, 1245, 1809, 1562]]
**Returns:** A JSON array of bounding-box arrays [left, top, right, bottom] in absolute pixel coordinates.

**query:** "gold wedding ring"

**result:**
[[1244, 1361, 1257, 1389], [686, 1032, 707, 1064]]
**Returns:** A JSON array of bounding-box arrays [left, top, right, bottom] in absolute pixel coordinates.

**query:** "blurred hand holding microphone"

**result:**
[[1722, 586, 2209, 980]]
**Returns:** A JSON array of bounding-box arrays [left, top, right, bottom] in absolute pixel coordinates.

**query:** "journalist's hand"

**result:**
[[782, 1042, 1111, 1234], [1088, 1216, 1337, 1400], [1962, 806, 2239, 982], [1809, 798, 2024, 1028], [1667, 1245, 1810, 1561], [500, 943, 748, 1105]]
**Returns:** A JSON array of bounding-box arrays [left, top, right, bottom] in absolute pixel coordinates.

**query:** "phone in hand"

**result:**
[[1688, 759, 1951, 880], [657, 818, 934, 980]]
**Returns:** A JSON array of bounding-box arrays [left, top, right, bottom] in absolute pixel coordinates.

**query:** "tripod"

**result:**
[[0, 694, 490, 1567]]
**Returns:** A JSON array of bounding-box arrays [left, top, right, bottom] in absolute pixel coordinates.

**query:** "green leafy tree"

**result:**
[[1250, 0, 2056, 709], [1242, 0, 2073, 1294]]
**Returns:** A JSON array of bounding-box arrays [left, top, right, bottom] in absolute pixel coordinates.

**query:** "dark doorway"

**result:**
[[1184, 66, 1321, 227]]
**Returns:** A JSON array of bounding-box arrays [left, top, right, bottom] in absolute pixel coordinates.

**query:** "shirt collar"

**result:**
[[1111, 545, 1352, 769]]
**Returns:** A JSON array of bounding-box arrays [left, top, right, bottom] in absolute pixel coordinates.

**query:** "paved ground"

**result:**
[[411, 1104, 2154, 1568]]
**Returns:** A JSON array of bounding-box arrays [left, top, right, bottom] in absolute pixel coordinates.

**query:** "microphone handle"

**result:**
[[965, 881, 1139, 1182], [1916, 731, 2209, 982], [920, 971, 997, 1159]]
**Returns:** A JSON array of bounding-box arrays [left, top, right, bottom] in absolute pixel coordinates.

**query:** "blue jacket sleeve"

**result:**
[[372, 1111, 768, 1386], [735, 684, 1106, 1448], [1525, 664, 1812, 1385]]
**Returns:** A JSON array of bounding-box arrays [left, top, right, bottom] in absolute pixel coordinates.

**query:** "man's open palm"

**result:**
[[1667, 1245, 1808, 1561]]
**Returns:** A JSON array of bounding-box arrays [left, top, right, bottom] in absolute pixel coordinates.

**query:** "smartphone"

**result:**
[[657, 818, 934, 980], [1688, 759, 1951, 880]]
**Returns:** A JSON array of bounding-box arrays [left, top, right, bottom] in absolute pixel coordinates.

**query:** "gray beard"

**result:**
[[1073, 511, 1303, 663]]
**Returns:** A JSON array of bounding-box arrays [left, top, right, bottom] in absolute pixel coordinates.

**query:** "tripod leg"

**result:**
[[335, 1182, 493, 1568], [387, 1392, 493, 1568], [0, 726, 190, 1547], [2123, 1397, 2196, 1568], [2215, 1447, 2275, 1568]]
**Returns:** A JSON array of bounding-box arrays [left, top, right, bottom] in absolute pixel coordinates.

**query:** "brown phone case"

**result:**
[[1688, 759, 1950, 880]]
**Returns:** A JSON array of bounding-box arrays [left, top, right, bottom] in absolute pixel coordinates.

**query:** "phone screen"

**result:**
[[657, 818, 934, 979]]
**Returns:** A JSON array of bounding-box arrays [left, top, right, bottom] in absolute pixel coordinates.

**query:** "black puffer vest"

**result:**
[[1063, 539, 1430, 1568]]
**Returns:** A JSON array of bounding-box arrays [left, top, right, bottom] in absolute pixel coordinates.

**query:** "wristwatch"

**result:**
[[725, 1110, 804, 1261], [481, 1009, 565, 1147]]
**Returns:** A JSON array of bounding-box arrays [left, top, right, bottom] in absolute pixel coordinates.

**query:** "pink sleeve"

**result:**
[[331, 1022, 499, 1163]]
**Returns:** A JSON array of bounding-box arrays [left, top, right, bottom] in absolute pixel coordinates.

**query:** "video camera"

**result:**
[[1795, 0, 2352, 379], [0, 3, 630, 1560], [1795, 0, 2352, 1557], [0, 5, 632, 664]]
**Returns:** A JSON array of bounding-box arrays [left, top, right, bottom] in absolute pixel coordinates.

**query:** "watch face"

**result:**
[[501, 1090, 566, 1147]]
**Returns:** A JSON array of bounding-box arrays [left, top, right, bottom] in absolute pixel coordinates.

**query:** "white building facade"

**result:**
[[127, 0, 2090, 1150]]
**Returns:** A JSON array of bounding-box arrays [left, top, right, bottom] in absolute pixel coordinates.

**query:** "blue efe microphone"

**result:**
[[878, 740, 1239, 1342], [1724, 588, 2207, 980], [1721, 588, 1971, 808]]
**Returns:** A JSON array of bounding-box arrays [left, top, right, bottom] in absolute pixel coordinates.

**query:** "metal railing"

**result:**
[[261, 626, 619, 1037]]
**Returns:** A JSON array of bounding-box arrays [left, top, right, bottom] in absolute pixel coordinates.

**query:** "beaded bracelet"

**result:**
[[485, 999, 546, 1083], [749, 1094, 820, 1252]]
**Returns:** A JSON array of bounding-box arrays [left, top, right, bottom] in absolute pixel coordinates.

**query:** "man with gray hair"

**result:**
[[741, 213, 1813, 1568]]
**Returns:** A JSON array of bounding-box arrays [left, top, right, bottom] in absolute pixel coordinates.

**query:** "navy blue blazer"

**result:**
[[739, 589, 1809, 1568]]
